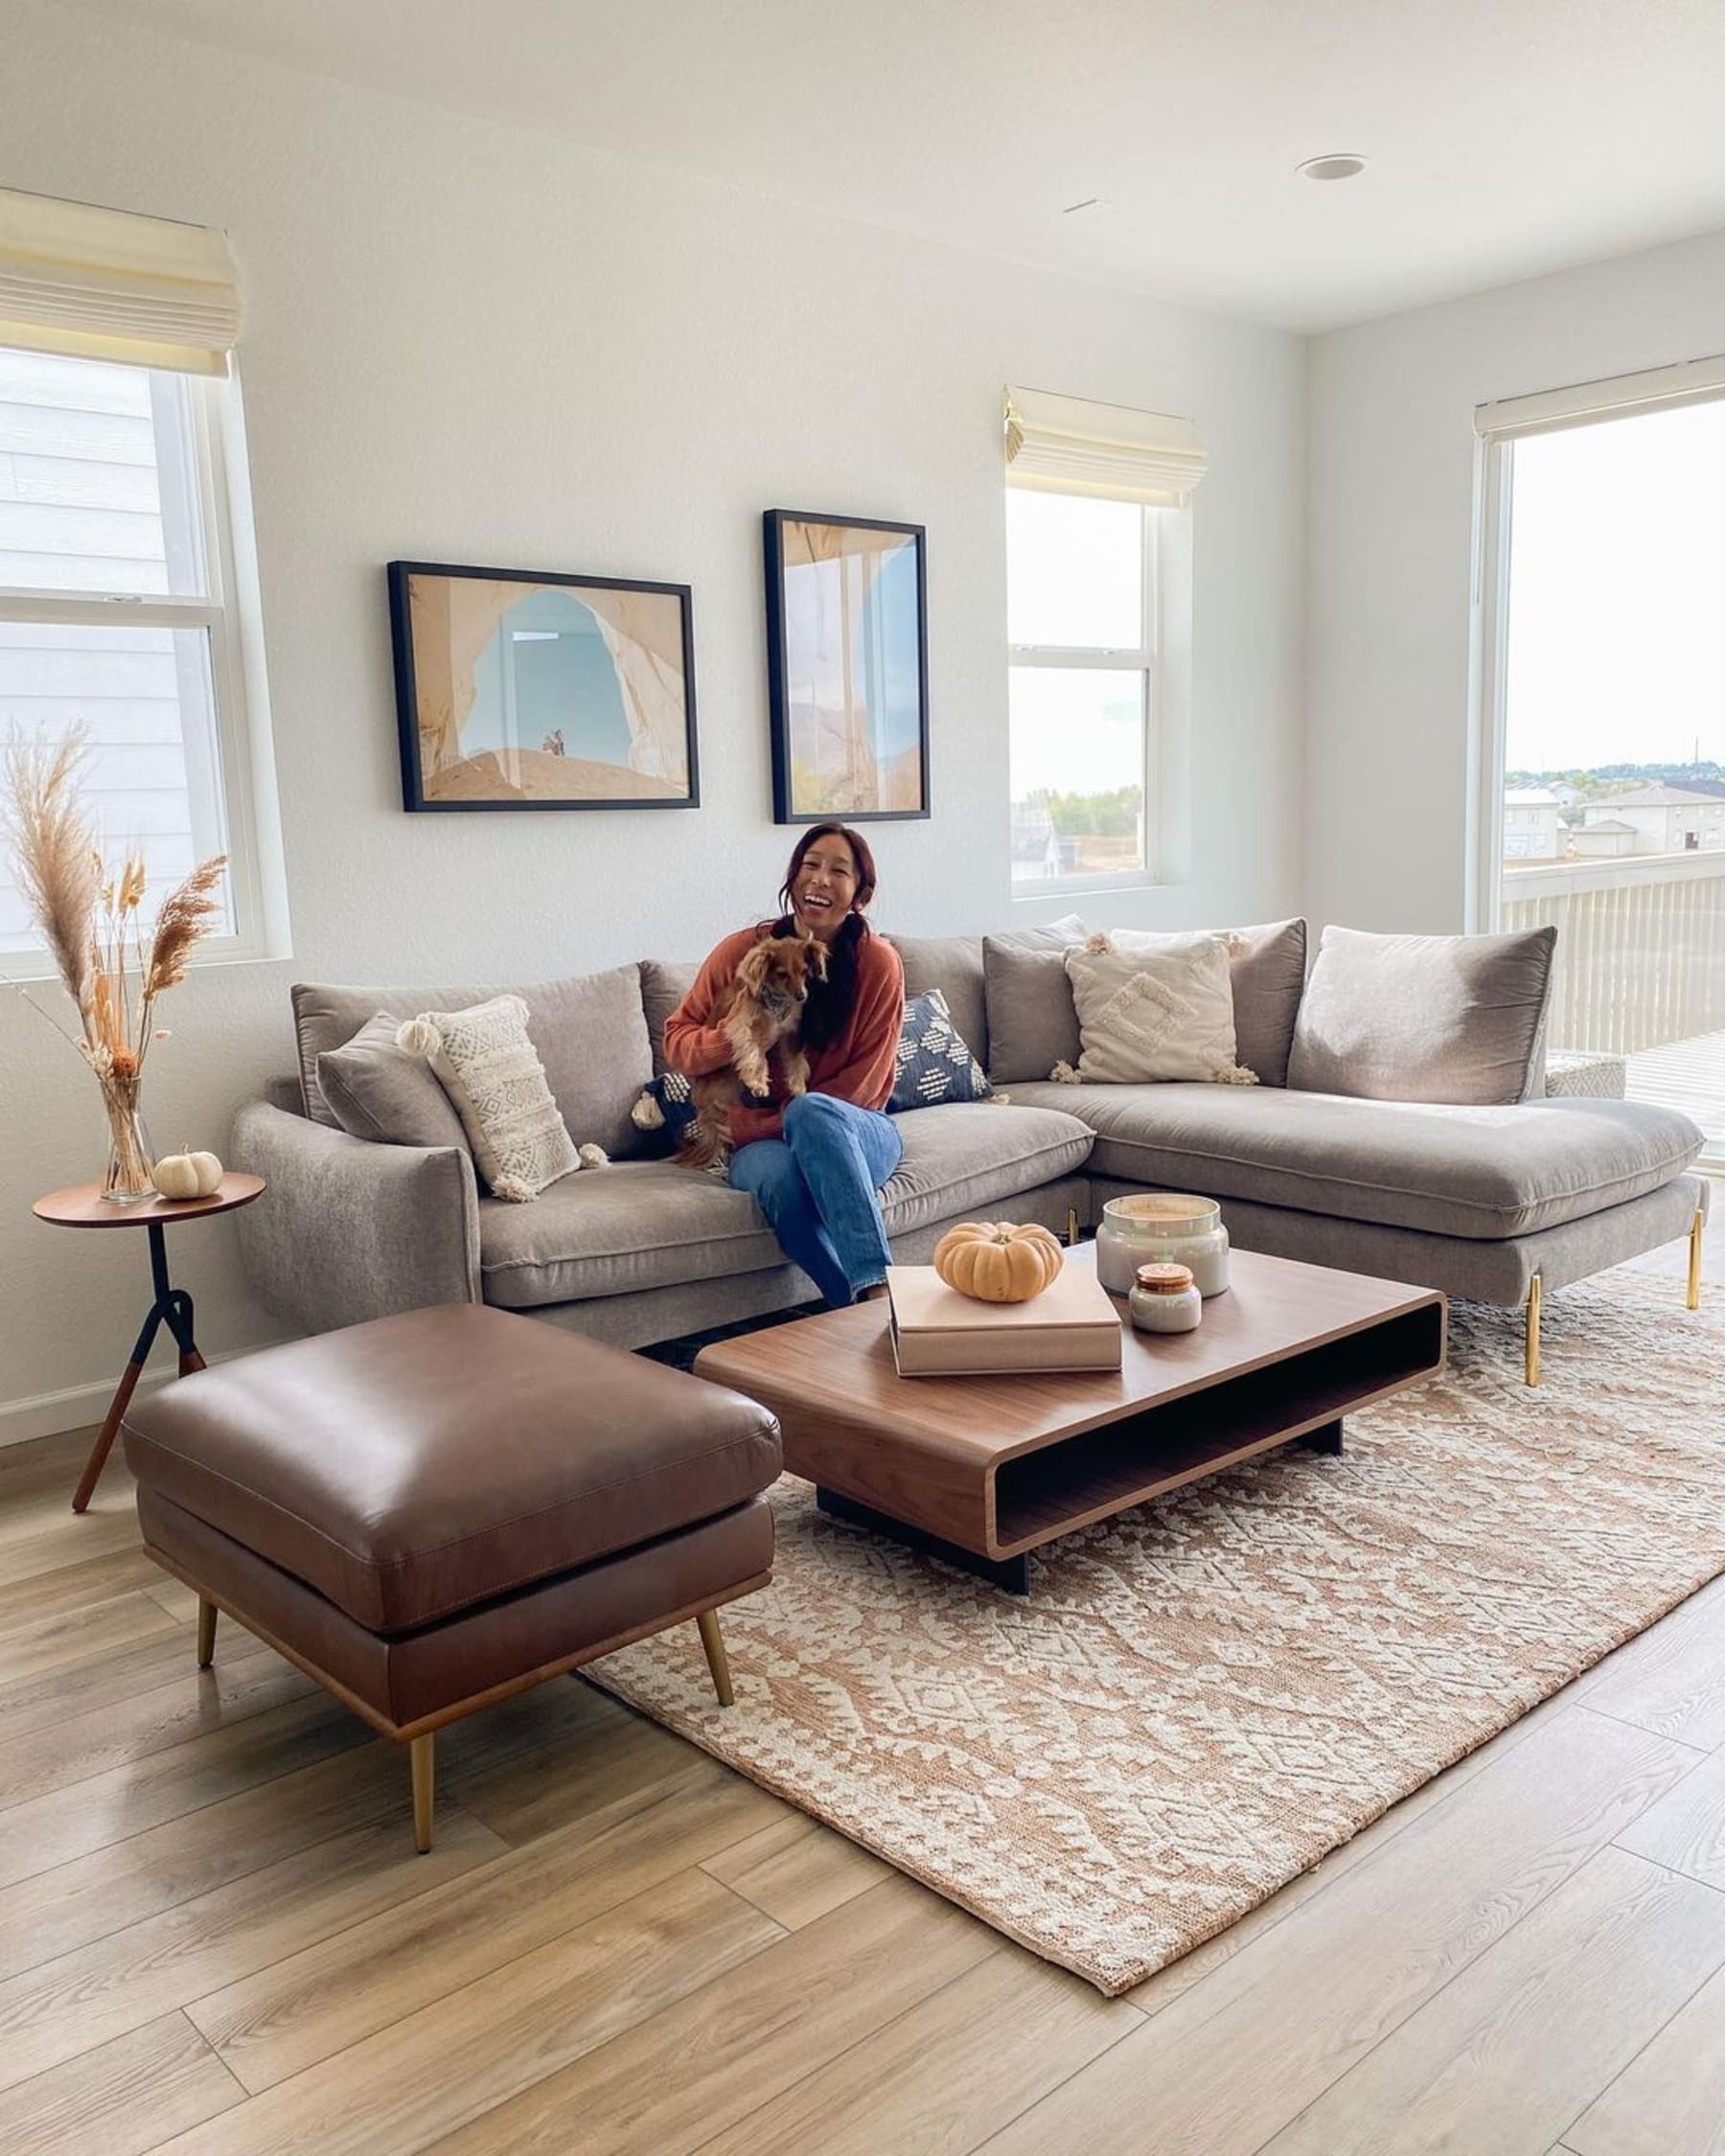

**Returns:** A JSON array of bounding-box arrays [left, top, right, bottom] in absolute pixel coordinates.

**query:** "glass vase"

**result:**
[[99, 1076, 154, 1205]]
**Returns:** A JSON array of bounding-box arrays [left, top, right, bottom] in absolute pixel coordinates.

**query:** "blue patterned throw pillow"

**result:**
[[889, 989, 994, 1112], [631, 1069, 772, 1156], [631, 1070, 700, 1155]]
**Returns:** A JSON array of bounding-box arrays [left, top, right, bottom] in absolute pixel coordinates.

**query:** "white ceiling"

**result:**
[[72, 0, 1725, 332]]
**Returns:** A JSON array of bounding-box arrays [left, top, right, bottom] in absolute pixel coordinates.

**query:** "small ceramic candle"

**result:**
[[1129, 1261, 1202, 1334]]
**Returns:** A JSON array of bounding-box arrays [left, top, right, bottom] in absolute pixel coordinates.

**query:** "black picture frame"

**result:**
[[763, 510, 931, 824], [388, 559, 700, 813]]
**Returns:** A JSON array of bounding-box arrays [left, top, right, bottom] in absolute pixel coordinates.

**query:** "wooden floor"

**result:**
[[2, 1242, 1723, 2154]]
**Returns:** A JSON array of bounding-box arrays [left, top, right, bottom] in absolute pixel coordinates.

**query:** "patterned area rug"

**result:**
[[588, 1272, 1725, 1994]]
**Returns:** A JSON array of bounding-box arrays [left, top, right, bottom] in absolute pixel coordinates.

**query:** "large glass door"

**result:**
[[1481, 390, 1725, 1165]]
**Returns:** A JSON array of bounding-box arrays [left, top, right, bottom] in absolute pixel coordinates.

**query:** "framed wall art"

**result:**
[[763, 511, 930, 823], [388, 560, 699, 812]]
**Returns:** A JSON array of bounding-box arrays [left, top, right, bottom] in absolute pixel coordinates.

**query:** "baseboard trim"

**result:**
[[0, 1342, 277, 1452]]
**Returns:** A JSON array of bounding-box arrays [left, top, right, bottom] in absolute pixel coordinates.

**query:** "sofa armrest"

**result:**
[[230, 1097, 481, 1335]]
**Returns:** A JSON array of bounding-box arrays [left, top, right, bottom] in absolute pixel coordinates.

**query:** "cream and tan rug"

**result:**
[[588, 1273, 1725, 1994]]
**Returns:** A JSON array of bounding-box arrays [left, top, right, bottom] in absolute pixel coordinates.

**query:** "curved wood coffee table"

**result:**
[[695, 1244, 1446, 1593]]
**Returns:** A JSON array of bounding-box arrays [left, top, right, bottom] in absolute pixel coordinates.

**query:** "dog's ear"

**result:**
[[807, 936, 829, 980], [734, 942, 773, 996]]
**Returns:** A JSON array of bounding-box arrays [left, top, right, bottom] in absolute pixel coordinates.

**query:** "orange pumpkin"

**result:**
[[932, 1220, 1065, 1303]]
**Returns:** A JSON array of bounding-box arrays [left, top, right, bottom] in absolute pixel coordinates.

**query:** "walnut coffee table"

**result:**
[[695, 1245, 1446, 1594]]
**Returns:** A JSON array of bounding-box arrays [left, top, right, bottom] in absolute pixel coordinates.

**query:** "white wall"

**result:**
[[1306, 227, 1725, 934], [0, 0, 1305, 1438]]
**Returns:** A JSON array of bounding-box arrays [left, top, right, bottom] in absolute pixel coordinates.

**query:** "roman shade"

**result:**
[[1003, 385, 1208, 505], [1475, 352, 1725, 442], [0, 186, 242, 376]]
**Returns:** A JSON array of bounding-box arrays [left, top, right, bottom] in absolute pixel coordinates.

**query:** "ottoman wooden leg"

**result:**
[[196, 1596, 218, 1669], [697, 1608, 734, 1707], [411, 1733, 435, 1853]]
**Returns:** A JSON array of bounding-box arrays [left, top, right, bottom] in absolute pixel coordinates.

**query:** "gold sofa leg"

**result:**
[[1690, 1206, 1705, 1313], [411, 1732, 435, 1853], [697, 1607, 734, 1706], [196, 1595, 218, 1668], [1525, 1273, 1542, 1388]]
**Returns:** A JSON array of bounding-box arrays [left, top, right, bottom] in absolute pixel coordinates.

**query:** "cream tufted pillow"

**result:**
[[396, 994, 579, 1201], [1054, 932, 1259, 1087]]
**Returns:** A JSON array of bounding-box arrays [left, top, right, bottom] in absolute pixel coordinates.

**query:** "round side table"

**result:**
[[34, 1173, 266, 1513]]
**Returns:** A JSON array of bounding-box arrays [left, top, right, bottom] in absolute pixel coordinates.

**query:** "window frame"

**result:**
[[1006, 493, 1163, 898], [0, 354, 279, 975]]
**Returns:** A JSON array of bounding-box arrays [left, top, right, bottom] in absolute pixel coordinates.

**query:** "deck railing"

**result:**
[[1502, 852, 1725, 1055]]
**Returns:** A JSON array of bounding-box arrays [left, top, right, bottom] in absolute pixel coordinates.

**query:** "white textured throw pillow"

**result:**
[[396, 994, 579, 1201], [1055, 931, 1259, 1086]]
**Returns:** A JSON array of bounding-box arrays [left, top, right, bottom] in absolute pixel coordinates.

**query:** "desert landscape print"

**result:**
[[394, 565, 696, 808], [772, 516, 926, 818]]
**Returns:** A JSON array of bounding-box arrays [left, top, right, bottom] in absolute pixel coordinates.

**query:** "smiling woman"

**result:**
[[662, 820, 907, 1307]]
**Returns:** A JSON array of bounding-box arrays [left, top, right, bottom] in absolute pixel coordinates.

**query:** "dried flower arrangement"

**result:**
[[3, 728, 227, 1203]]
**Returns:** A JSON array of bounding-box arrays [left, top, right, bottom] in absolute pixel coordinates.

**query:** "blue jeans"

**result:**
[[729, 1092, 903, 1307]]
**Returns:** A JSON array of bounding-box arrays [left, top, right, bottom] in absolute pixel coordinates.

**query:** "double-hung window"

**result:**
[[0, 188, 282, 965], [1004, 386, 1205, 895]]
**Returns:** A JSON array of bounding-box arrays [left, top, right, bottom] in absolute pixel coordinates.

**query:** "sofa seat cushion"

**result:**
[[121, 1305, 782, 1632], [482, 1103, 1096, 1307], [1007, 1081, 1703, 1240], [877, 1102, 1094, 1238], [482, 1161, 787, 1307]]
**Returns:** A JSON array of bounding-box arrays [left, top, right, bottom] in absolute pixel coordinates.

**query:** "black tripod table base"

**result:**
[[73, 1222, 204, 1514]]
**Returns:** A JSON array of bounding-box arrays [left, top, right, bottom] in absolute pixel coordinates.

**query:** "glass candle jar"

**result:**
[[1129, 1262, 1202, 1334], [1095, 1193, 1230, 1297]]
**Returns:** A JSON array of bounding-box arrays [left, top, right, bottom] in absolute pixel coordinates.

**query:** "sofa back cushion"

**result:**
[[1286, 925, 1557, 1106], [640, 959, 698, 1075], [889, 916, 1086, 1074], [985, 918, 1306, 1086], [315, 1013, 471, 1151], [886, 934, 987, 1069], [1229, 918, 1307, 1088], [292, 963, 652, 1158]]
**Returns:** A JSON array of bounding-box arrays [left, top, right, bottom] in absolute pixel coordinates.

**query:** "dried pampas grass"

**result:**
[[3, 731, 98, 1025], [2, 723, 228, 1093]]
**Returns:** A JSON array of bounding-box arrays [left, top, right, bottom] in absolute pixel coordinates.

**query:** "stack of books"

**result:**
[[886, 1264, 1123, 1377]]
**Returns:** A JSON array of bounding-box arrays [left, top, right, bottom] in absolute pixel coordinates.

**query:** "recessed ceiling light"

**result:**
[[1297, 153, 1368, 182]]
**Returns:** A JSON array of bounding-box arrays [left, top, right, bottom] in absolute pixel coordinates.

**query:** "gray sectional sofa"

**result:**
[[232, 920, 1710, 1383]]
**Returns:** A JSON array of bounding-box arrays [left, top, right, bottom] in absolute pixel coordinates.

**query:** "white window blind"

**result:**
[[0, 187, 242, 378], [1003, 385, 1208, 506]]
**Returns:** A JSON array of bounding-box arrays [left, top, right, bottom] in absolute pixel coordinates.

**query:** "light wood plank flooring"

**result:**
[[1, 1245, 1721, 2154]]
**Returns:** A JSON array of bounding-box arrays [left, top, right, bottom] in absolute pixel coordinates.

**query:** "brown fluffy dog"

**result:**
[[677, 932, 828, 1169]]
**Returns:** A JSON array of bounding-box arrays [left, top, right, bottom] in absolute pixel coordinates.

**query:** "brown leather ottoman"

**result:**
[[122, 1305, 781, 1850]]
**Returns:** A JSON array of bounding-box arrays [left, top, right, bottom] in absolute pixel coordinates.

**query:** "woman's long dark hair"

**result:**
[[771, 821, 879, 1054]]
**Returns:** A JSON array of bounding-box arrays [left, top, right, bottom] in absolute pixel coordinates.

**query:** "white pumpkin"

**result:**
[[152, 1149, 223, 1201]]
